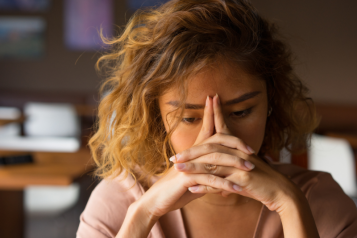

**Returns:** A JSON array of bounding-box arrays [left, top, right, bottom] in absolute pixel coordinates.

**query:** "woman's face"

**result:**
[[158, 61, 268, 154]]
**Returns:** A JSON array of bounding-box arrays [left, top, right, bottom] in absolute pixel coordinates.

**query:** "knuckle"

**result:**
[[240, 171, 251, 185], [233, 156, 244, 168], [207, 186, 221, 193], [210, 152, 221, 163], [205, 186, 214, 193], [207, 174, 217, 186], [202, 143, 214, 152], [189, 163, 196, 172], [223, 179, 232, 190]]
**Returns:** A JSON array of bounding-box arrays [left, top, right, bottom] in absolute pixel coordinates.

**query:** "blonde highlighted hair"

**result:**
[[89, 0, 319, 185]]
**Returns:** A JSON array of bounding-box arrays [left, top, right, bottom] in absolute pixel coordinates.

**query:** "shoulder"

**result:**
[[269, 162, 331, 195], [76, 171, 146, 238], [270, 162, 357, 237]]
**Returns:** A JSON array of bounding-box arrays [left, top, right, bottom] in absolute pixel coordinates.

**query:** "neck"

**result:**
[[198, 193, 254, 206], [182, 193, 263, 224]]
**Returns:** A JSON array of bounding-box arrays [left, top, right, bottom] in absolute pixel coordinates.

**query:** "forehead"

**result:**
[[160, 61, 266, 103]]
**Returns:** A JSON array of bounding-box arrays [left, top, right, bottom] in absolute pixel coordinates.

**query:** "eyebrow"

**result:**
[[166, 91, 261, 109]]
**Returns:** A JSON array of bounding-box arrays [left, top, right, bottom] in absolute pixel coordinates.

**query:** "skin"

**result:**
[[116, 61, 320, 238], [160, 61, 268, 237], [160, 61, 267, 203]]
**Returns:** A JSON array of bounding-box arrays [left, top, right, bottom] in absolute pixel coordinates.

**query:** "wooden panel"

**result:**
[[0, 148, 94, 190], [315, 103, 357, 133], [0, 117, 25, 126], [325, 132, 357, 149]]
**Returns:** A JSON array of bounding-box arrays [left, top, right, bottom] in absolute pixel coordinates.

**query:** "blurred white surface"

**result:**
[[308, 134, 357, 197], [0, 102, 81, 152], [0, 107, 21, 137], [0, 107, 21, 120], [15, 102, 82, 215], [24, 102, 80, 137], [0, 136, 80, 152], [25, 183, 80, 216], [0, 123, 21, 137]]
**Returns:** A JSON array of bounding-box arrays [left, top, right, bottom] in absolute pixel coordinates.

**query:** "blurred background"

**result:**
[[0, 0, 356, 237]]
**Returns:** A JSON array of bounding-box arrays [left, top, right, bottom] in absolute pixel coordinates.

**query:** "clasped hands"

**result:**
[[169, 94, 294, 211]]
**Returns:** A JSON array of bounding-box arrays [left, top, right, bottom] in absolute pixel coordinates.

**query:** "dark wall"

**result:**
[[0, 0, 128, 94], [251, 0, 357, 104], [1, 0, 357, 104]]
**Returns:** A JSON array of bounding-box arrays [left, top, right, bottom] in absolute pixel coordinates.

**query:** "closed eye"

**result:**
[[181, 117, 201, 124], [230, 107, 253, 118], [181, 107, 254, 124]]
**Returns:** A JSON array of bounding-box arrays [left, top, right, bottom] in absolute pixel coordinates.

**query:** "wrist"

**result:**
[[129, 198, 161, 224], [276, 187, 320, 238], [277, 188, 308, 217], [274, 174, 307, 214], [116, 199, 160, 238]]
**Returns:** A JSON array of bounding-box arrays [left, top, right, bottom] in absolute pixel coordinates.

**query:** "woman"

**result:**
[[77, 0, 357, 237]]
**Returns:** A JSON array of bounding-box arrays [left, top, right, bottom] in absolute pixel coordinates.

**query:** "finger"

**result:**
[[202, 134, 255, 155], [185, 173, 242, 193], [176, 163, 231, 177], [174, 152, 255, 174], [188, 185, 222, 194], [213, 93, 231, 135], [221, 190, 232, 197], [193, 96, 214, 145], [171, 135, 254, 163]]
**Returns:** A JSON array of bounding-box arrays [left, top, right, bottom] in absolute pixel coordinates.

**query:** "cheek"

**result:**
[[170, 125, 200, 153], [228, 115, 267, 153]]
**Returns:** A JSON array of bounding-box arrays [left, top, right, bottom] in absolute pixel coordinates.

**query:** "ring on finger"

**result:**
[[204, 163, 217, 171]]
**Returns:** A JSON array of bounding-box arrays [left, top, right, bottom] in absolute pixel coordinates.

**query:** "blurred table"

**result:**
[[0, 148, 94, 238]]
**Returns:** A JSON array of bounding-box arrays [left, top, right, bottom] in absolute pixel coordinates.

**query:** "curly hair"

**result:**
[[89, 0, 319, 185]]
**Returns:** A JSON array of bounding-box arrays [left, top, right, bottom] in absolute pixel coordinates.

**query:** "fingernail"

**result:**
[[215, 93, 220, 105], [188, 186, 199, 192], [246, 146, 255, 154], [176, 153, 181, 162], [174, 163, 185, 170], [170, 153, 181, 162], [244, 161, 255, 170], [233, 184, 242, 191], [206, 96, 209, 107]]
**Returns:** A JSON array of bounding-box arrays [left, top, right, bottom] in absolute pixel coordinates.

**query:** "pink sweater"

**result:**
[[77, 162, 357, 237]]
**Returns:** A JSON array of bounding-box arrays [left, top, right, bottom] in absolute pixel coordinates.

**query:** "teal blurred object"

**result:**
[[0, 17, 46, 59], [0, 0, 51, 11], [128, 0, 168, 10]]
